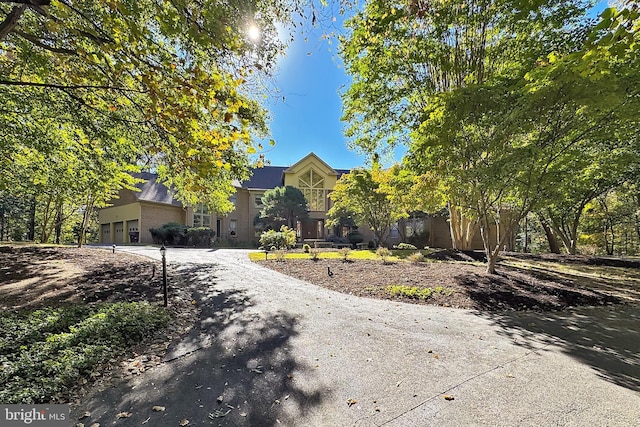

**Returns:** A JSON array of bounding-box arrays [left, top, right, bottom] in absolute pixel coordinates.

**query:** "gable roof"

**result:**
[[241, 166, 287, 190], [284, 152, 339, 175], [132, 172, 183, 207]]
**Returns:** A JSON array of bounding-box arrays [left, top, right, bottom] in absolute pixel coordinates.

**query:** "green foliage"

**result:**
[[347, 231, 364, 245], [376, 247, 392, 263], [274, 249, 287, 262], [406, 252, 425, 263], [327, 166, 407, 246], [0, 303, 170, 404], [149, 223, 215, 247], [186, 227, 216, 247], [338, 247, 352, 261], [302, 244, 311, 253], [340, 0, 640, 271], [0, 0, 304, 236], [395, 243, 417, 250], [258, 186, 309, 230], [386, 285, 454, 300], [259, 225, 296, 250], [308, 247, 320, 260]]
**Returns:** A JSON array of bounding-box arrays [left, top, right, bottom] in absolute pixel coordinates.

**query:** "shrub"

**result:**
[[347, 231, 364, 246], [309, 247, 320, 260], [0, 303, 170, 404], [407, 252, 425, 263], [386, 285, 454, 300], [186, 227, 215, 247], [274, 249, 287, 262], [376, 247, 392, 263], [338, 247, 351, 262], [367, 240, 376, 249], [302, 244, 311, 253], [395, 243, 418, 250], [259, 225, 297, 250], [150, 223, 214, 247], [149, 222, 188, 245]]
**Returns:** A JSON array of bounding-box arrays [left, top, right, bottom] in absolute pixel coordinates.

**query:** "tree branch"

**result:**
[[14, 29, 77, 54], [0, 79, 147, 93], [0, 4, 26, 41]]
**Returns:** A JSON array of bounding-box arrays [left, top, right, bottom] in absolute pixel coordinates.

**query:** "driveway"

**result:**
[[72, 248, 640, 426]]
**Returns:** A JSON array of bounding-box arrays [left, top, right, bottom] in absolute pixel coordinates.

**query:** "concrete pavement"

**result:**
[[72, 247, 640, 426]]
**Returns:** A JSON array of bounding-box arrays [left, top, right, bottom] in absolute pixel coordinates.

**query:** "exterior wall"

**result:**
[[99, 203, 141, 244], [282, 154, 338, 240], [139, 202, 186, 244]]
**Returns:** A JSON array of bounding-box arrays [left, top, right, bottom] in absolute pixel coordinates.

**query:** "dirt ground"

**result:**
[[257, 249, 640, 311], [2, 246, 639, 315], [0, 245, 199, 386]]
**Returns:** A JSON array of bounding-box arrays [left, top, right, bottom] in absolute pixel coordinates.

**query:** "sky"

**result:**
[[258, 0, 613, 170]]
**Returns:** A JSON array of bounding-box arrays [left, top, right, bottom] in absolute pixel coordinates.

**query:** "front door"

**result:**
[[301, 219, 318, 239]]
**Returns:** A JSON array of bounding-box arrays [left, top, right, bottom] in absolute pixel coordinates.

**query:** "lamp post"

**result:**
[[160, 245, 168, 307]]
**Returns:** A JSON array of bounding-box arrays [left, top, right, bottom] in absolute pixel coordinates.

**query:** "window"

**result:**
[[230, 195, 237, 206], [229, 219, 238, 237], [390, 222, 400, 239], [194, 204, 212, 228], [406, 218, 425, 237], [255, 196, 263, 207], [298, 169, 327, 211]]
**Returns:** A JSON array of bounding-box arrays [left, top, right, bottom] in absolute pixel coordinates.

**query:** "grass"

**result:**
[[249, 248, 439, 262], [0, 302, 170, 404]]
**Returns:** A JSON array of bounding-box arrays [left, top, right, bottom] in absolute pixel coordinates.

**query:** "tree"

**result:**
[[258, 186, 309, 230], [341, 0, 640, 272], [327, 165, 408, 246], [0, 0, 294, 213]]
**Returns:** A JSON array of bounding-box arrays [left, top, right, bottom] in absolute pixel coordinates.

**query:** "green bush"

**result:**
[[376, 247, 392, 263], [407, 252, 425, 263], [150, 223, 214, 247], [150, 222, 187, 245], [186, 227, 215, 247], [386, 285, 454, 300], [367, 240, 376, 249], [338, 247, 351, 261], [309, 247, 320, 260], [259, 225, 296, 250], [0, 303, 170, 404], [303, 244, 311, 253], [347, 231, 364, 245], [396, 243, 418, 250]]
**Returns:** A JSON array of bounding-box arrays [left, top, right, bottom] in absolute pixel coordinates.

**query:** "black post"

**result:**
[[161, 245, 168, 307]]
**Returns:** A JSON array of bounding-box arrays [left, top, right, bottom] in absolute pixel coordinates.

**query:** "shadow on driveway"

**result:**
[[73, 264, 325, 426], [478, 305, 640, 393]]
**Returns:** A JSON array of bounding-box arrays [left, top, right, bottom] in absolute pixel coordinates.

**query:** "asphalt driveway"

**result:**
[[72, 247, 640, 426]]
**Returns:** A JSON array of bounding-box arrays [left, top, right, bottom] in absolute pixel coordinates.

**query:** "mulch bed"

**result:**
[[256, 250, 631, 311]]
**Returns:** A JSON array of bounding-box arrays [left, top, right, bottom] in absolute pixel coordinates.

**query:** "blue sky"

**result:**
[[259, 1, 612, 170]]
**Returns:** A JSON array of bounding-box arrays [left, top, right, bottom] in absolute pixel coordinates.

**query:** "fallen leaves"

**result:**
[[152, 406, 165, 411], [116, 412, 132, 419], [179, 418, 189, 426], [443, 395, 455, 401], [347, 398, 358, 407]]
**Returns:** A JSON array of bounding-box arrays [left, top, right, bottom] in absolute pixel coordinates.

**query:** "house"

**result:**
[[98, 152, 504, 249]]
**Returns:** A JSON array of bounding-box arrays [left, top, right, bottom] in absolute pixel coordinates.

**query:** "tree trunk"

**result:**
[[537, 213, 561, 254], [448, 202, 476, 250], [54, 200, 63, 244], [77, 198, 94, 248], [27, 196, 36, 241]]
